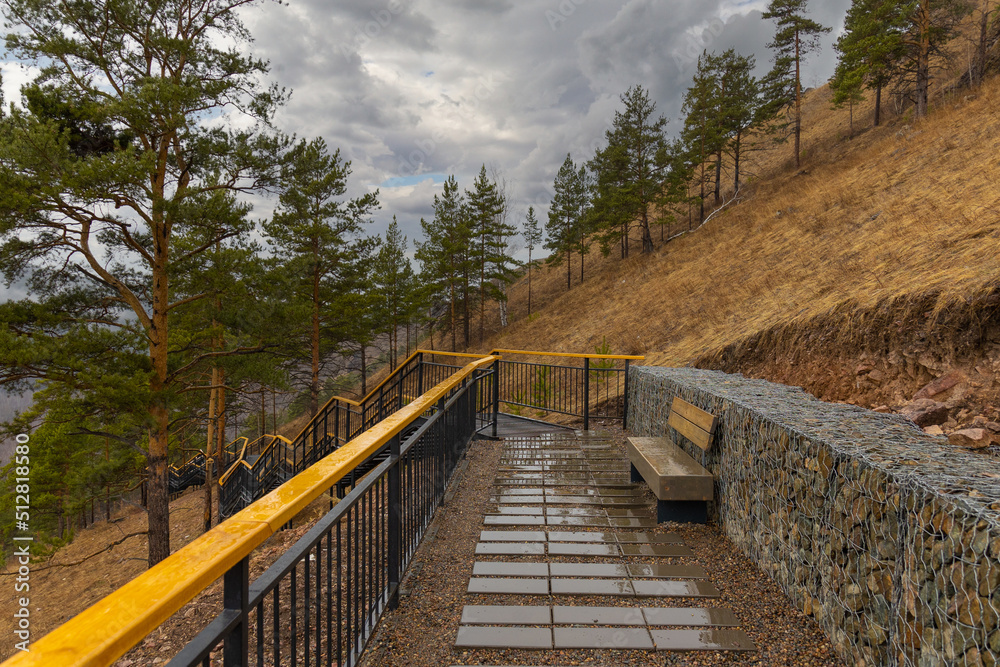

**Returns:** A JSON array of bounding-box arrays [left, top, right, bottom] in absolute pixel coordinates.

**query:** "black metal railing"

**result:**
[[489, 352, 634, 431], [169, 365, 491, 667]]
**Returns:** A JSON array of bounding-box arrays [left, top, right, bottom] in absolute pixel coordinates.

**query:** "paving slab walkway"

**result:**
[[359, 424, 845, 667], [453, 431, 757, 659]]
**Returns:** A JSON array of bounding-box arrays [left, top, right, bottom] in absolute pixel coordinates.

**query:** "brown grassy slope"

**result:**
[[471, 75, 1000, 410]]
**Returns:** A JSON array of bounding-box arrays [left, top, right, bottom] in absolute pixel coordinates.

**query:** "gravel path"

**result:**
[[359, 427, 845, 666]]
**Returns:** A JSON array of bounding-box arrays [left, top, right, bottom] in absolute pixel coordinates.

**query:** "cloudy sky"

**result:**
[[1, 0, 851, 273]]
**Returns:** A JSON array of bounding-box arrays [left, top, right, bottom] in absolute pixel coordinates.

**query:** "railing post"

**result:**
[[334, 399, 340, 448], [623, 359, 631, 428], [583, 357, 590, 432], [417, 352, 425, 396], [491, 358, 500, 438], [379, 384, 385, 421], [223, 556, 249, 666], [387, 434, 402, 610]]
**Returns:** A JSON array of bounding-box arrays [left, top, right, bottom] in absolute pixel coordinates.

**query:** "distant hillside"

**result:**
[[468, 71, 1000, 446]]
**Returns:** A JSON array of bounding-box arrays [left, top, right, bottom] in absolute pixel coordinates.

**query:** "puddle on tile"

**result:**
[[619, 544, 694, 557], [631, 580, 721, 598], [642, 607, 739, 627], [553, 627, 653, 649], [627, 563, 708, 579], [650, 628, 756, 652], [546, 516, 611, 527], [546, 531, 617, 543], [547, 542, 618, 557], [550, 578, 635, 596], [615, 533, 683, 544], [548, 562, 629, 578]]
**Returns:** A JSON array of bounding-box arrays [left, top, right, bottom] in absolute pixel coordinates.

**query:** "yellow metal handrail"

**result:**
[[217, 434, 293, 486], [4, 355, 497, 667], [489, 348, 645, 361]]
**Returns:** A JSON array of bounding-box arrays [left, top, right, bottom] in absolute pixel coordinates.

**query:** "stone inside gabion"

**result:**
[[627, 366, 1000, 667]]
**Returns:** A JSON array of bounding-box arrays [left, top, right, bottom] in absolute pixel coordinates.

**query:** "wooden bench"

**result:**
[[626, 397, 718, 524]]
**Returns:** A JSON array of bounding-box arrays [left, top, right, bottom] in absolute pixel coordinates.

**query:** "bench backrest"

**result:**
[[668, 397, 718, 451]]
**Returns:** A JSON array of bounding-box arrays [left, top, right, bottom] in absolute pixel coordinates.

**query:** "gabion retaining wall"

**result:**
[[627, 366, 1000, 667]]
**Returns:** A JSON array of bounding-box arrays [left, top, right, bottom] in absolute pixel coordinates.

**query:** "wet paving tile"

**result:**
[[484, 515, 546, 526], [544, 507, 605, 517], [631, 580, 721, 598], [553, 627, 653, 649], [495, 496, 545, 504], [604, 508, 653, 517], [596, 488, 642, 496], [626, 563, 709, 579], [546, 531, 617, 543], [467, 577, 549, 594], [550, 578, 635, 596], [498, 488, 547, 495], [479, 530, 546, 542], [552, 606, 646, 625], [455, 626, 553, 649], [545, 516, 611, 527], [543, 496, 603, 505], [608, 517, 658, 528], [475, 542, 545, 555], [641, 607, 740, 627], [650, 628, 757, 652], [499, 472, 543, 479], [472, 562, 550, 577], [487, 506, 545, 515], [619, 544, 694, 557], [548, 562, 630, 578], [546, 542, 619, 557], [600, 498, 651, 506], [461, 605, 551, 625], [615, 532, 683, 544]]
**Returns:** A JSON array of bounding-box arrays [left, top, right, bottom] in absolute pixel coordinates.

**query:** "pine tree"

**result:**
[[588, 85, 668, 255], [373, 217, 414, 369], [465, 166, 502, 343], [0, 0, 287, 566], [546, 154, 587, 289], [831, 0, 907, 128], [263, 138, 379, 417], [682, 53, 725, 222], [415, 176, 468, 351], [521, 207, 543, 315], [901, 0, 974, 117], [761, 0, 831, 167]]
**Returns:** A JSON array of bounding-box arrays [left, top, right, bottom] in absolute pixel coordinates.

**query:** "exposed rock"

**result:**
[[900, 399, 951, 427], [867, 369, 885, 384], [923, 425, 945, 436], [986, 422, 1000, 434], [948, 428, 993, 449], [914, 370, 967, 400], [873, 405, 891, 413]]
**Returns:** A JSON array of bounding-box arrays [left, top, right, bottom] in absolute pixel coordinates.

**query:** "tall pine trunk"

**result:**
[[915, 0, 931, 118], [794, 28, 802, 168], [874, 83, 882, 127], [310, 263, 320, 416], [147, 242, 171, 567]]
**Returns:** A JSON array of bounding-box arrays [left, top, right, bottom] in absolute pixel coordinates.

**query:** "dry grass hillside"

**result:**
[[467, 73, 1000, 442]]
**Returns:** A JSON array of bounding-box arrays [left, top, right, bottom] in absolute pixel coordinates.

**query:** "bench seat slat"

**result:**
[[625, 437, 713, 502]]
